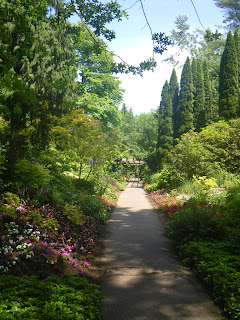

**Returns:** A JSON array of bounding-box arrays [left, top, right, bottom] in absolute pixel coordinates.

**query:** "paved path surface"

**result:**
[[100, 178, 222, 320]]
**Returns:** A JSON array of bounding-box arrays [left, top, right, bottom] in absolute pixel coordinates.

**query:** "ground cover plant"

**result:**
[[0, 274, 103, 320]]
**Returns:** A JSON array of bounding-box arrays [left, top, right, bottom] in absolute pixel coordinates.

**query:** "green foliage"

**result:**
[[224, 185, 240, 226], [0, 192, 20, 219], [165, 202, 225, 243], [219, 30, 239, 120], [144, 167, 172, 191], [212, 168, 240, 189], [63, 205, 85, 227], [178, 240, 240, 319], [157, 80, 173, 168], [119, 106, 158, 159], [0, 274, 103, 320], [192, 175, 218, 190], [169, 68, 179, 139], [14, 159, 50, 193], [202, 60, 214, 124], [214, 0, 240, 30], [177, 57, 194, 138], [171, 131, 214, 181], [68, 191, 110, 224], [192, 60, 205, 131], [40, 218, 59, 231], [199, 119, 240, 172], [144, 183, 158, 192]]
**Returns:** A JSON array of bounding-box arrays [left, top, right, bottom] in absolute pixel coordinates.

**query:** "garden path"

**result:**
[[100, 178, 222, 320]]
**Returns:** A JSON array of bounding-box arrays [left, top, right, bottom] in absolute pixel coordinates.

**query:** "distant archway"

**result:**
[[121, 158, 145, 178]]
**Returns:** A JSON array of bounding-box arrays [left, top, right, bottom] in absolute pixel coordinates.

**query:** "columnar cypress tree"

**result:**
[[202, 60, 213, 124], [234, 29, 240, 115], [219, 30, 239, 120], [176, 57, 194, 138], [193, 60, 205, 131], [191, 57, 198, 99], [169, 68, 179, 139], [157, 80, 173, 166]]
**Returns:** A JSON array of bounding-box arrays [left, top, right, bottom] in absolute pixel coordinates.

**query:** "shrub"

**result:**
[[165, 202, 225, 243], [224, 185, 240, 226], [171, 131, 215, 180], [212, 168, 240, 190], [70, 191, 110, 224], [144, 183, 158, 192], [14, 159, 50, 198], [192, 175, 218, 191]]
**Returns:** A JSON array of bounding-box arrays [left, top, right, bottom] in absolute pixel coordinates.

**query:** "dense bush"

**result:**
[[171, 131, 215, 181], [224, 185, 240, 227], [0, 274, 103, 320], [165, 202, 225, 243]]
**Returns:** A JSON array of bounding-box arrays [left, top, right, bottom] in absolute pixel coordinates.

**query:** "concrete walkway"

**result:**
[[100, 178, 222, 320]]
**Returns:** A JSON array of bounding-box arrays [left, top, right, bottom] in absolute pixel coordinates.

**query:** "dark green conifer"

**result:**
[[191, 57, 198, 99], [202, 60, 213, 124], [176, 57, 194, 138], [193, 60, 205, 131], [157, 80, 173, 167], [234, 29, 240, 115], [169, 68, 179, 139], [219, 30, 239, 119]]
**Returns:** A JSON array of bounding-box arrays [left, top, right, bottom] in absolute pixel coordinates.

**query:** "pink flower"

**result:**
[[83, 261, 88, 266], [54, 265, 58, 269], [60, 274, 65, 278], [3, 260, 8, 264], [78, 269, 84, 275], [41, 253, 46, 257]]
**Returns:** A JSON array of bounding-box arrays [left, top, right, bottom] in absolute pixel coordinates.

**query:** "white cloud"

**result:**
[[115, 43, 188, 114]]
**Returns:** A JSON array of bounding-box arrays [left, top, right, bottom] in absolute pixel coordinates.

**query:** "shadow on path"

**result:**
[[100, 179, 222, 320]]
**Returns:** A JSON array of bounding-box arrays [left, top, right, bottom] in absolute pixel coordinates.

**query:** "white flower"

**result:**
[[14, 257, 19, 261], [12, 261, 16, 265], [9, 239, 14, 244], [26, 255, 31, 259]]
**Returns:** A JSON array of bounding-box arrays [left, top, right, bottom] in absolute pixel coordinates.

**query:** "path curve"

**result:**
[[100, 178, 222, 320]]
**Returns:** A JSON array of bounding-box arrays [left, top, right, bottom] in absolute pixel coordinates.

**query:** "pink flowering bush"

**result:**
[[0, 196, 100, 279]]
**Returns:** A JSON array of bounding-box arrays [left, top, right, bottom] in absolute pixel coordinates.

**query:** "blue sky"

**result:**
[[103, 0, 225, 114]]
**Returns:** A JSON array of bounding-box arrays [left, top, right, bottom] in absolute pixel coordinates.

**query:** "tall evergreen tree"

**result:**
[[191, 57, 198, 98], [219, 30, 239, 119], [202, 60, 214, 124], [193, 60, 205, 131], [157, 80, 173, 167], [169, 69, 179, 140], [234, 29, 240, 115], [176, 57, 194, 138]]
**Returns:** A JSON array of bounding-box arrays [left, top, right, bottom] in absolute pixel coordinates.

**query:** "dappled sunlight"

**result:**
[[100, 180, 222, 319]]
